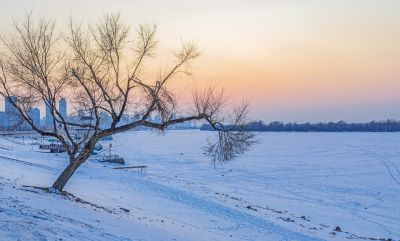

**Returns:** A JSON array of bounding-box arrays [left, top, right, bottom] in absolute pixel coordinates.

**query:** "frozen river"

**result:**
[[0, 131, 399, 240]]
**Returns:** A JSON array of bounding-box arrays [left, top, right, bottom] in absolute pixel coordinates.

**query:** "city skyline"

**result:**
[[0, 96, 198, 130]]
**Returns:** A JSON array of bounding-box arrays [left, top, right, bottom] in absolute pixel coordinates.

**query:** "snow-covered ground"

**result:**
[[0, 131, 399, 240]]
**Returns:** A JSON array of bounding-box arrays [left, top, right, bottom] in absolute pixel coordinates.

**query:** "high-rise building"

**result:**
[[0, 112, 5, 128], [59, 98, 67, 120], [5, 96, 20, 129], [28, 107, 40, 128], [45, 102, 54, 128]]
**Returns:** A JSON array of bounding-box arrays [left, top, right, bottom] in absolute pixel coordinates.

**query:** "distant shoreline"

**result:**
[[200, 120, 400, 132]]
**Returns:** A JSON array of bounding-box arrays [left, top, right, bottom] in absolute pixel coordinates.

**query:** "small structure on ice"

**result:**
[[94, 142, 124, 164], [98, 154, 125, 165], [39, 143, 66, 153]]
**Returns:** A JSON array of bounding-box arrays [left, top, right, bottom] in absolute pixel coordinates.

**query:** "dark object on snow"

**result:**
[[94, 143, 103, 151], [114, 165, 147, 173], [246, 205, 258, 211], [279, 217, 295, 223], [120, 207, 130, 213], [39, 143, 67, 153], [98, 154, 125, 165], [49, 144, 66, 153], [334, 226, 342, 232]]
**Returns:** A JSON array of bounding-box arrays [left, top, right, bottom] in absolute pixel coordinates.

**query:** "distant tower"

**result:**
[[0, 112, 5, 128], [59, 98, 67, 120], [45, 102, 54, 128], [28, 107, 40, 127], [5, 96, 20, 129]]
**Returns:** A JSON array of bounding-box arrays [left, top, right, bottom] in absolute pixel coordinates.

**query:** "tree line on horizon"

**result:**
[[200, 119, 400, 132]]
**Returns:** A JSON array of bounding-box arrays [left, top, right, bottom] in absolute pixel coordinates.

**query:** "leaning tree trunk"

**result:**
[[52, 158, 85, 191], [52, 141, 97, 191]]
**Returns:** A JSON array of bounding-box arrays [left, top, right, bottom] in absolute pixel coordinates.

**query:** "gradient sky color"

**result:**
[[1, 0, 400, 122]]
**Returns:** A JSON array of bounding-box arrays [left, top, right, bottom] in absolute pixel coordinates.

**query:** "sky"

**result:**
[[0, 0, 399, 122]]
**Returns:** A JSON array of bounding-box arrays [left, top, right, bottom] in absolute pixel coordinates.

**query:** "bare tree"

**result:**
[[0, 13, 255, 192]]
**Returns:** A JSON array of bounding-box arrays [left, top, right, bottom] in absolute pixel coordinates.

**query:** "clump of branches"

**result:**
[[192, 88, 256, 164], [0, 12, 256, 192]]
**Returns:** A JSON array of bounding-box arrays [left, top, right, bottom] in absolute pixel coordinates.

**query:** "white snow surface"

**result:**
[[0, 131, 399, 241]]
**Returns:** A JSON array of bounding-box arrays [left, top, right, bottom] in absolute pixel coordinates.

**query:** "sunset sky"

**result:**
[[1, 0, 400, 122]]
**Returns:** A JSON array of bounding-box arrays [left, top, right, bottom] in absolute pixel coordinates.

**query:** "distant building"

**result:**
[[59, 98, 67, 120], [78, 109, 94, 123], [74, 109, 95, 139], [45, 102, 54, 128], [99, 111, 112, 129], [0, 112, 5, 128], [78, 109, 85, 118], [5, 96, 21, 129], [167, 113, 197, 130], [28, 107, 40, 128], [120, 113, 130, 125]]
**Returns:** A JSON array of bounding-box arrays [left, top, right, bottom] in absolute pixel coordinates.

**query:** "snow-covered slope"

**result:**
[[0, 131, 399, 240], [0, 178, 192, 241]]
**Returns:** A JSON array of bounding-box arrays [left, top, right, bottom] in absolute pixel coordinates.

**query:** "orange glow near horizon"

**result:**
[[1, 0, 400, 122]]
